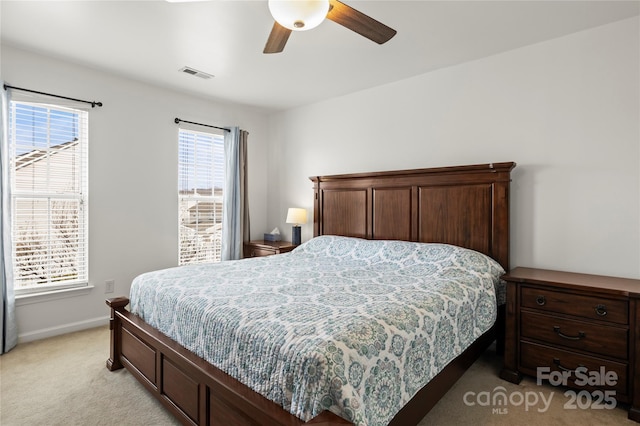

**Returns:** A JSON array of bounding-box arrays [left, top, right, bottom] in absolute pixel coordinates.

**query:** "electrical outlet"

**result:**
[[105, 279, 115, 294]]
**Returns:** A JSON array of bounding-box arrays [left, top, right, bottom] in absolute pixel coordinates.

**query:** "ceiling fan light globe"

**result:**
[[268, 0, 330, 31]]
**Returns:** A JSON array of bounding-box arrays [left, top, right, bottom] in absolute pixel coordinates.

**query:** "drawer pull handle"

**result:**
[[536, 295, 546, 306], [595, 304, 607, 316], [553, 358, 585, 373], [553, 326, 585, 340]]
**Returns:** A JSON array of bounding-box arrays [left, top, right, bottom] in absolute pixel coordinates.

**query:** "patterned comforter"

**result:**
[[129, 236, 505, 426]]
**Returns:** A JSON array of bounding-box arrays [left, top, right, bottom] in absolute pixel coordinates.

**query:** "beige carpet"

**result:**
[[0, 326, 634, 426]]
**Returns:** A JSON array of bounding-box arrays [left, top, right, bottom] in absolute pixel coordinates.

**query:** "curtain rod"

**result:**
[[174, 117, 230, 132], [3, 84, 103, 108]]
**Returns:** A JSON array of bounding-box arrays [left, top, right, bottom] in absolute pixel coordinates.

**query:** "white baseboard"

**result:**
[[17, 316, 110, 343]]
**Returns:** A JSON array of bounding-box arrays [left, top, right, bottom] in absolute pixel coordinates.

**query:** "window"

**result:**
[[9, 101, 89, 294], [178, 129, 225, 265]]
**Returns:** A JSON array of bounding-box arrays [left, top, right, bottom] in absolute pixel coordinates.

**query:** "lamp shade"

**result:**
[[286, 208, 308, 225], [268, 0, 330, 31]]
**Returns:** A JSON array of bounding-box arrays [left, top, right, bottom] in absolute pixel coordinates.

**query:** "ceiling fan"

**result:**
[[264, 0, 397, 54]]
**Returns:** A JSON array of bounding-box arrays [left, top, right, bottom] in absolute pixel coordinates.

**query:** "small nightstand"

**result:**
[[243, 240, 296, 258], [500, 267, 640, 422]]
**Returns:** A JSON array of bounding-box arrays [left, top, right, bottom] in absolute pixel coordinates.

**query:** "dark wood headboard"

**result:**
[[310, 162, 516, 270]]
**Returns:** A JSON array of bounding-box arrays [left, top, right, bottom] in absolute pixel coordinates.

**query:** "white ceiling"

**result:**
[[2, 1, 639, 112]]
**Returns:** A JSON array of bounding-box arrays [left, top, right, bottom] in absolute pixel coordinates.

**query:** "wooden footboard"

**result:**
[[107, 297, 351, 426], [107, 297, 498, 426]]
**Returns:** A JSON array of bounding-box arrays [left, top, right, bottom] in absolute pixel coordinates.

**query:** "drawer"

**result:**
[[520, 341, 628, 398], [521, 311, 628, 360], [521, 287, 628, 325], [244, 247, 274, 257]]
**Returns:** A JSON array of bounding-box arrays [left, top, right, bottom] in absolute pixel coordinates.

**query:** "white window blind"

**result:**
[[9, 101, 89, 293], [178, 129, 225, 265]]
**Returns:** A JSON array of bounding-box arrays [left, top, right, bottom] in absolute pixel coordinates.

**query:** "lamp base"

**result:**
[[292, 225, 301, 245]]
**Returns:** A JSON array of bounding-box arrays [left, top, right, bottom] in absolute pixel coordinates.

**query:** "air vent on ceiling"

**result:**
[[179, 66, 214, 79]]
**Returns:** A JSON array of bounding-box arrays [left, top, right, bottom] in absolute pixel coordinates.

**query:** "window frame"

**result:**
[[9, 100, 89, 296], [178, 127, 225, 265]]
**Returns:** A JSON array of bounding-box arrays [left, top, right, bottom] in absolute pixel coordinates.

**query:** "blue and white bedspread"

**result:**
[[129, 236, 505, 426]]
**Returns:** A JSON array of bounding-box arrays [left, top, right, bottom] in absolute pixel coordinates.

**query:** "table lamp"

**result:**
[[286, 207, 307, 245]]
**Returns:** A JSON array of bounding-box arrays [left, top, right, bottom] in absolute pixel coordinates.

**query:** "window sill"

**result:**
[[15, 285, 95, 306]]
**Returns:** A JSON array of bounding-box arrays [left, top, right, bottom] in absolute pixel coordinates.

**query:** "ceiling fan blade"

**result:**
[[264, 21, 292, 54], [327, 0, 396, 45]]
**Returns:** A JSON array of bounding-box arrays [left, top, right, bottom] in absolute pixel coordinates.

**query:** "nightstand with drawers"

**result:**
[[243, 240, 296, 258], [500, 267, 640, 422]]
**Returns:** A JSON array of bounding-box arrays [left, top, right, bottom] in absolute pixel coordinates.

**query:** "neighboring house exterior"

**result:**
[[179, 188, 224, 264], [13, 139, 84, 287]]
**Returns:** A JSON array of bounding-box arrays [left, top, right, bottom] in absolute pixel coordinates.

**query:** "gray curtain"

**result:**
[[221, 127, 250, 261], [1, 83, 17, 353]]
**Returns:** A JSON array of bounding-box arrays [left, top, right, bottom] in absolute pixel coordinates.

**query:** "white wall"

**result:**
[[268, 17, 640, 280], [2, 45, 271, 342]]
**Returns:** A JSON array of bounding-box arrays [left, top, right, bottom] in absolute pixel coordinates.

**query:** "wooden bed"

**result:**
[[106, 161, 516, 426]]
